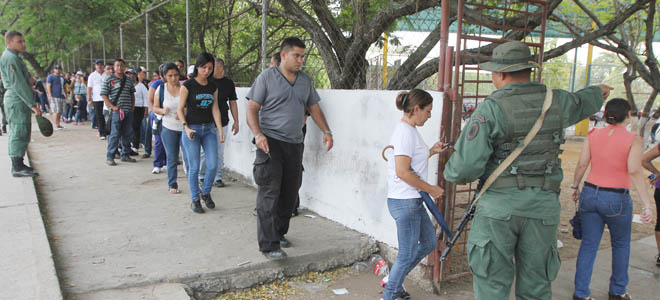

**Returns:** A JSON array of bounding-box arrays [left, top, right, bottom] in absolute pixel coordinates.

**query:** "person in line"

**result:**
[[641, 124, 660, 268], [63, 72, 74, 123], [153, 63, 186, 194], [246, 37, 333, 260], [87, 59, 107, 139], [124, 68, 144, 156], [46, 65, 66, 130], [650, 115, 660, 144], [33, 75, 49, 115], [146, 64, 167, 171], [73, 71, 87, 125], [199, 57, 238, 187], [443, 41, 612, 300], [178, 52, 225, 213], [572, 98, 653, 300], [0, 30, 40, 177], [175, 59, 187, 82], [102, 63, 115, 139], [383, 89, 447, 300], [101, 59, 136, 166]]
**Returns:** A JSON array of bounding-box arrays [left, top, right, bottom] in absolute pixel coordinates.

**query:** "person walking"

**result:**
[[199, 57, 239, 187], [641, 124, 660, 268], [146, 64, 167, 171], [73, 71, 87, 125], [0, 31, 40, 177], [572, 98, 653, 300], [443, 41, 612, 300], [178, 53, 224, 213], [101, 59, 136, 166], [87, 59, 107, 139], [153, 63, 186, 194], [383, 89, 448, 300], [33, 76, 49, 115], [46, 65, 66, 130], [131, 67, 148, 154], [246, 37, 334, 260]]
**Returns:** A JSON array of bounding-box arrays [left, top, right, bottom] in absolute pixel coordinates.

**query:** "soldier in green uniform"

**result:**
[[443, 41, 612, 300], [0, 74, 7, 135], [0, 31, 40, 177]]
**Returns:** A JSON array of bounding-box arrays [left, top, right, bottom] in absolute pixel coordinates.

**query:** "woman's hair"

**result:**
[[604, 98, 631, 125], [191, 52, 215, 79], [395, 89, 433, 113], [162, 62, 179, 79]]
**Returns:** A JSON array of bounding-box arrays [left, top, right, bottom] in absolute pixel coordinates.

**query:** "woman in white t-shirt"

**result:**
[[152, 63, 187, 194], [383, 89, 448, 300]]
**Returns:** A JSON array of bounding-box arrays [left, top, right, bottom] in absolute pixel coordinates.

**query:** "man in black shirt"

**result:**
[[199, 57, 239, 187]]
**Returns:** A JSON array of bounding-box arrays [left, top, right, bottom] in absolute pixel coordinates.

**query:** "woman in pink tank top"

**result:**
[[571, 98, 652, 300]]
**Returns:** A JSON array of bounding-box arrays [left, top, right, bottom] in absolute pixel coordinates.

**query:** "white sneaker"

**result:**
[[152, 167, 161, 174], [131, 147, 139, 153], [100, 136, 106, 140]]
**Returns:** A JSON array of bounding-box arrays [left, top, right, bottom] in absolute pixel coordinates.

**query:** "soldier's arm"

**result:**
[[555, 86, 605, 127], [7, 63, 36, 107], [443, 101, 499, 184]]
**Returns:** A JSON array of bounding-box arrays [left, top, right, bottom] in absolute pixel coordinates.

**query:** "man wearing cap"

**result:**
[[101, 59, 135, 166], [88, 59, 107, 139], [443, 41, 612, 300], [46, 64, 66, 130], [0, 31, 40, 177]]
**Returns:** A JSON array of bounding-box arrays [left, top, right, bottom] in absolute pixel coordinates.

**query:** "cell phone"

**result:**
[[190, 131, 195, 140], [442, 141, 456, 149]]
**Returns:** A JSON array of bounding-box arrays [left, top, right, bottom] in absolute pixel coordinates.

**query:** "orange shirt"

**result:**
[[585, 125, 636, 188]]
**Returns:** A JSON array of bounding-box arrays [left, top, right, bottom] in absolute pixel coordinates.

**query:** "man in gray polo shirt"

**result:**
[[247, 37, 334, 260]]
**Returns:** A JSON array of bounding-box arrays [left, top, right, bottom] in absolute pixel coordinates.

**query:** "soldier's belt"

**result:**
[[489, 176, 561, 193]]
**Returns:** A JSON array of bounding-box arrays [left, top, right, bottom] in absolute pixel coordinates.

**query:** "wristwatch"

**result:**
[[323, 130, 332, 136]]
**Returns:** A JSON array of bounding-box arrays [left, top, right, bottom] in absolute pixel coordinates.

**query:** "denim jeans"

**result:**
[[88, 103, 96, 128], [75, 95, 87, 123], [574, 184, 632, 298], [199, 126, 228, 181], [38, 93, 49, 113], [181, 123, 218, 201], [384, 198, 437, 300], [150, 113, 166, 167], [161, 126, 189, 189], [142, 117, 152, 155], [106, 110, 134, 160], [64, 102, 74, 120]]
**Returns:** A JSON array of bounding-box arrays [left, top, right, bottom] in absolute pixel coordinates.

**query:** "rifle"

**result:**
[[440, 185, 478, 261]]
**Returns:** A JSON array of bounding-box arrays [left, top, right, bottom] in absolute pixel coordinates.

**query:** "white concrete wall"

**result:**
[[223, 88, 443, 247]]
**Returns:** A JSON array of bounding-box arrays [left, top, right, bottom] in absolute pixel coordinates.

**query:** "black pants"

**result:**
[[654, 188, 660, 231], [132, 107, 145, 148], [253, 136, 303, 252], [93, 101, 107, 137]]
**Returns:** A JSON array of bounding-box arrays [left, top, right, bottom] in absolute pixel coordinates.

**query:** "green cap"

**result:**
[[35, 115, 53, 137], [479, 41, 539, 73]]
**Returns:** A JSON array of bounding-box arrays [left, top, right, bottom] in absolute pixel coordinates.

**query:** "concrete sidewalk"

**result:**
[[28, 124, 377, 299], [0, 133, 63, 299]]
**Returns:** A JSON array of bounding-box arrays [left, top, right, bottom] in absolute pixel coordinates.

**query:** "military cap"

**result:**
[[35, 115, 53, 137], [479, 41, 539, 73]]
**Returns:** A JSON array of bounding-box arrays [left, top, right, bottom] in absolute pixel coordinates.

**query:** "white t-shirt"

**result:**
[[387, 121, 429, 199], [87, 71, 105, 102], [134, 83, 148, 107], [158, 84, 183, 132]]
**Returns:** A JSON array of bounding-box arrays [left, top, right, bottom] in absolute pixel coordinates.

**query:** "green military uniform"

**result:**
[[0, 48, 36, 162], [444, 42, 604, 300], [0, 79, 7, 132]]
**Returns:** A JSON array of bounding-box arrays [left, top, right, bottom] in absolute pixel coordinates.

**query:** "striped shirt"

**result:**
[[100, 74, 135, 112]]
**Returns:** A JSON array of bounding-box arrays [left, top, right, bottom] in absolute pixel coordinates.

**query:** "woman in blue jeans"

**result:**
[[571, 98, 652, 300], [178, 52, 225, 213], [384, 89, 448, 300], [153, 63, 187, 194]]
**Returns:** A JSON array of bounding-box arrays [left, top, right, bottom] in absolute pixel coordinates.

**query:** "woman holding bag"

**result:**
[[571, 98, 652, 300]]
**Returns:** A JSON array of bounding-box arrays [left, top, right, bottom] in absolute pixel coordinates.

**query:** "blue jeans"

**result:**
[[574, 185, 633, 298], [106, 110, 134, 160], [384, 198, 437, 300], [181, 123, 218, 201], [161, 127, 189, 189], [199, 126, 228, 181], [38, 93, 49, 113], [75, 95, 87, 122], [142, 117, 152, 155]]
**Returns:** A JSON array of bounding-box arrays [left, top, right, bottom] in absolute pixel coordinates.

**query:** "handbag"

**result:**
[[151, 84, 165, 135], [570, 201, 582, 239]]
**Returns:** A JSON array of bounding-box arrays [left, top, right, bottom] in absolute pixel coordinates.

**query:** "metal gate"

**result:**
[[431, 0, 549, 287]]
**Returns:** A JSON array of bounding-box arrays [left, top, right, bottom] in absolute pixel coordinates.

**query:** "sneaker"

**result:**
[[152, 167, 161, 174], [214, 179, 225, 188], [201, 193, 215, 209], [56, 125, 64, 130], [262, 249, 287, 260], [106, 159, 117, 166], [100, 136, 106, 140], [120, 157, 137, 163], [191, 201, 204, 213], [141, 154, 151, 159], [128, 150, 139, 156], [131, 147, 139, 153], [397, 289, 411, 300], [279, 237, 292, 248]]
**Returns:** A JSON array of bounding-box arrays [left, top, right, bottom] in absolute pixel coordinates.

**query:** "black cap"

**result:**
[[95, 59, 104, 65]]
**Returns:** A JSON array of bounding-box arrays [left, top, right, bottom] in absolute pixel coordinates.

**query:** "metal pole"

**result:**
[[102, 34, 106, 63], [261, 0, 268, 70], [120, 26, 124, 59], [186, 0, 190, 67], [570, 48, 578, 92], [146, 11, 149, 72], [90, 43, 93, 71]]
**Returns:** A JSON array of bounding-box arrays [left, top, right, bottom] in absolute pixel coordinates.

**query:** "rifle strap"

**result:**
[[472, 88, 554, 204]]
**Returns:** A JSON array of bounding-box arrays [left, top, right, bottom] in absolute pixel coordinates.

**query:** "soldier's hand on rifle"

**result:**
[[428, 185, 444, 199], [599, 85, 613, 100]]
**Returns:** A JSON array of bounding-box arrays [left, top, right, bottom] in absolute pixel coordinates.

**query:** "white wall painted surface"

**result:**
[[223, 88, 443, 247]]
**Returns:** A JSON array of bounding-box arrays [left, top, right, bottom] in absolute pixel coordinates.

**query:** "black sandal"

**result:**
[[608, 293, 631, 300]]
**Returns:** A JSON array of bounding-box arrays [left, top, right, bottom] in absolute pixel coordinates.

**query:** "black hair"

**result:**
[[161, 62, 180, 79], [192, 52, 215, 79], [396, 89, 433, 113], [604, 98, 631, 125], [215, 57, 224, 66], [4, 30, 22, 42], [113, 58, 126, 65], [272, 52, 281, 66], [176, 59, 185, 66], [280, 37, 306, 53]]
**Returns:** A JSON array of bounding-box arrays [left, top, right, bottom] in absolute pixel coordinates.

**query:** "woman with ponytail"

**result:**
[[571, 98, 652, 300], [383, 89, 449, 300]]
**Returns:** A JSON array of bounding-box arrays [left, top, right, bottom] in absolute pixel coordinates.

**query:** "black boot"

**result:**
[[1, 124, 6, 134], [11, 157, 38, 177], [17, 157, 34, 172]]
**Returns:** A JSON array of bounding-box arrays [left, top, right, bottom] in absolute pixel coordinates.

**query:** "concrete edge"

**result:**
[[25, 150, 65, 300]]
